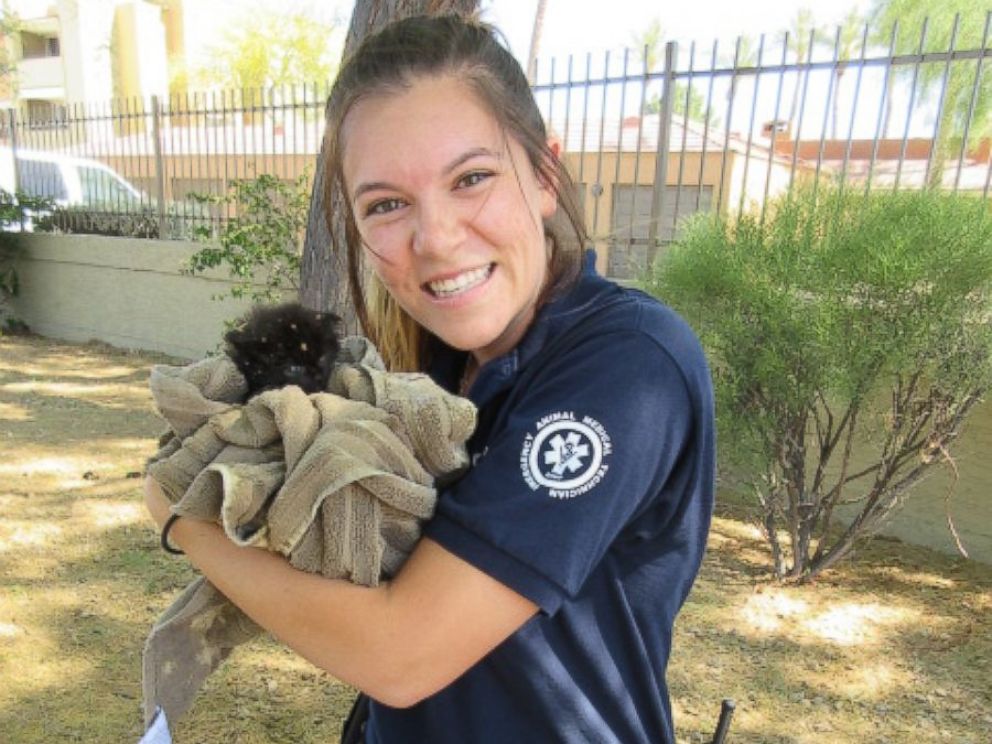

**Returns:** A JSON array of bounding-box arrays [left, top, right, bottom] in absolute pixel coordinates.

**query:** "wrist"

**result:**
[[161, 513, 185, 555], [143, 476, 173, 528]]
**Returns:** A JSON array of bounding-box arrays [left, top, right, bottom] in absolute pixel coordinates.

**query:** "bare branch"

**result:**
[[936, 441, 969, 559]]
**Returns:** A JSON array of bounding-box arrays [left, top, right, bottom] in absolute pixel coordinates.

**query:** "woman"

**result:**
[[145, 14, 714, 743]]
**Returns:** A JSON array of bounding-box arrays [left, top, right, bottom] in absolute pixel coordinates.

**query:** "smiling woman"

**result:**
[[342, 76, 557, 366], [144, 13, 716, 744], [321, 14, 588, 375]]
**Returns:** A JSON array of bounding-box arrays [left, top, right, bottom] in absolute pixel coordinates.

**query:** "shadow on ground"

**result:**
[[2, 333, 990, 743]]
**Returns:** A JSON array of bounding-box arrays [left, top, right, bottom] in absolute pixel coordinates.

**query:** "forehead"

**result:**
[[341, 76, 504, 185]]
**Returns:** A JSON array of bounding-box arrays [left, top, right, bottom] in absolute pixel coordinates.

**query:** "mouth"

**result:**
[[424, 264, 494, 299]]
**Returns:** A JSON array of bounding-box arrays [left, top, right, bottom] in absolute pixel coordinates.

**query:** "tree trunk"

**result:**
[[526, 0, 548, 83], [298, 0, 481, 325]]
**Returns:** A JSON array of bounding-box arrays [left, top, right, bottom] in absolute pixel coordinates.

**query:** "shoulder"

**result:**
[[500, 281, 712, 466], [539, 277, 712, 408]]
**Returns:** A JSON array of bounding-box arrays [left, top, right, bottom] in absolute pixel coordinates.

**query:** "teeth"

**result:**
[[428, 265, 492, 298]]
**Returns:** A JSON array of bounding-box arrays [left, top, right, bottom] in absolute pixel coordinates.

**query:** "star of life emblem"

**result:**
[[520, 411, 612, 499]]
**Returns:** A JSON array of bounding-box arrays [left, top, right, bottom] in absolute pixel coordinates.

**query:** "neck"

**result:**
[[459, 355, 478, 396]]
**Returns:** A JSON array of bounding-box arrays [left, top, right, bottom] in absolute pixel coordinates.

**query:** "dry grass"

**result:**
[[1, 333, 989, 743]]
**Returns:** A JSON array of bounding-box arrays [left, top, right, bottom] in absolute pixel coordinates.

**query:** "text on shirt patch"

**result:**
[[520, 411, 612, 499]]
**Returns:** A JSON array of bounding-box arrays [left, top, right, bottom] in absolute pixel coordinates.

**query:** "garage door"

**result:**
[[608, 184, 712, 280]]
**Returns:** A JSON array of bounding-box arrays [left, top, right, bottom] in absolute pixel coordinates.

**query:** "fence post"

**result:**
[[151, 95, 167, 238], [648, 41, 677, 252], [6, 108, 23, 231]]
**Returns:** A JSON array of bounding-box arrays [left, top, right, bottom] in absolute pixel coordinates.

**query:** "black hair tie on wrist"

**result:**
[[161, 513, 185, 555]]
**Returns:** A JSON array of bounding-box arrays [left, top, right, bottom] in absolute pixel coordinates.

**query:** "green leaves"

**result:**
[[184, 172, 311, 306], [198, 10, 340, 91], [643, 186, 992, 580]]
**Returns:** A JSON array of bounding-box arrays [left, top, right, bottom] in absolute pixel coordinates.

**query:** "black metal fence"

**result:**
[[531, 12, 992, 277], [1, 14, 990, 279]]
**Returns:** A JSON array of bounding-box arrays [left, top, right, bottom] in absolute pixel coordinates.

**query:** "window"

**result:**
[[78, 166, 139, 207], [20, 32, 60, 60], [15, 158, 68, 201]]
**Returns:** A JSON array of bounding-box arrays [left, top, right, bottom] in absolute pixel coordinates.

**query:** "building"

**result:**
[[773, 136, 992, 192], [555, 113, 812, 278], [0, 0, 180, 126]]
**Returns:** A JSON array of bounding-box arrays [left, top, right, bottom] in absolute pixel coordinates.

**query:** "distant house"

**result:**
[[0, 0, 185, 126], [773, 137, 992, 192], [554, 112, 814, 279]]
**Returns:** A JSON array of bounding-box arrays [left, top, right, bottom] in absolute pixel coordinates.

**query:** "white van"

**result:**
[[0, 146, 143, 209]]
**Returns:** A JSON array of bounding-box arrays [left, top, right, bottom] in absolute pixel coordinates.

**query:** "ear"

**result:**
[[537, 133, 563, 219]]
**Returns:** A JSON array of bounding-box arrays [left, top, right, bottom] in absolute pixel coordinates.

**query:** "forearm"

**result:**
[[146, 477, 406, 700], [145, 476, 537, 707]]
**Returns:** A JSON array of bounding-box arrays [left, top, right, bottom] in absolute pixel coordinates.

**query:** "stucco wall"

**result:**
[[6, 232, 292, 359], [4, 231, 990, 565], [850, 402, 992, 566]]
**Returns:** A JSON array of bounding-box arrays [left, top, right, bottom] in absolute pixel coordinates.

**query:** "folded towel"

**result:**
[[142, 337, 475, 727]]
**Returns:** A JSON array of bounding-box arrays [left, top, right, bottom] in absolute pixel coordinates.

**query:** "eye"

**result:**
[[364, 197, 406, 217], [456, 171, 493, 189]]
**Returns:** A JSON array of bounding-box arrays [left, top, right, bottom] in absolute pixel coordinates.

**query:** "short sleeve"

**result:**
[[423, 330, 699, 615]]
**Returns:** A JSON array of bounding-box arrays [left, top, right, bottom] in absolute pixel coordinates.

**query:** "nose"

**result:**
[[412, 197, 464, 257]]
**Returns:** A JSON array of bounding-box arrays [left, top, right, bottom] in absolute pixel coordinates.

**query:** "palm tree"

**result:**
[[632, 19, 718, 127], [784, 8, 827, 136], [868, 0, 992, 185], [830, 9, 866, 140], [632, 18, 665, 74]]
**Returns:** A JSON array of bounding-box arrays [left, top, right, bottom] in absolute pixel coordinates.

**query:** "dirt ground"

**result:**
[[0, 334, 355, 742], [2, 332, 991, 743]]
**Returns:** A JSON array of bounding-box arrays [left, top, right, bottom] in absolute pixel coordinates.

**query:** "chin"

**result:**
[[430, 321, 492, 349], [447, 321, 521, 363]]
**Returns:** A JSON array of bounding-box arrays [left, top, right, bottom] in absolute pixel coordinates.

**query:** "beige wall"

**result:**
[[7, 232, 293, 359], [837, 403, 992, 566], [561, 150, 803, 273], [6, 231, 989, 565], [4, 0, 170, 108]]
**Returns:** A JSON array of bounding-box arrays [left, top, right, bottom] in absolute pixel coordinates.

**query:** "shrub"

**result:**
[[643, 186, 992, 582], [0, 188, 55, 335], [183, 172, 309, 305], [33, 203, 211, 240]]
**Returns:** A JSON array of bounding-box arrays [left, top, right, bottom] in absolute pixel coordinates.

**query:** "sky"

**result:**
[[203, 0, 948, 140], [482, 0, 873, 64], [214, 0, 876, 68]]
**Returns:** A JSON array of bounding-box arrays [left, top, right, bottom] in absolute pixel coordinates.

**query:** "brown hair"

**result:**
[[323, 14, 587, 371]]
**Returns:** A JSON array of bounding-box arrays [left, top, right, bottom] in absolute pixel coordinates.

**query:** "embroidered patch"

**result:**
[[520, 411, 612, 499]]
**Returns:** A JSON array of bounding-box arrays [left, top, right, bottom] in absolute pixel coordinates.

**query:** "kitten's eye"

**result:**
[[365, 198, 405, 217], [457, 171, 492, 189]]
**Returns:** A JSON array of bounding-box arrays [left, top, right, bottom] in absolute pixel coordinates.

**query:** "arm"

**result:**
[[145, 476, 538, 708]]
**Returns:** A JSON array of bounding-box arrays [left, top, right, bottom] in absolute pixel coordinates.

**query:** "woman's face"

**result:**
[[341, 75, 558, 365]]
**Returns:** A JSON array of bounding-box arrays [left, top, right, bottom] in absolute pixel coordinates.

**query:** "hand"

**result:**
[[144, 476, 174, 529]]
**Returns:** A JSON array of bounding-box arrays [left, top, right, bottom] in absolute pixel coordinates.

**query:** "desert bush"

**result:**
[[643, 186, 992, 582]]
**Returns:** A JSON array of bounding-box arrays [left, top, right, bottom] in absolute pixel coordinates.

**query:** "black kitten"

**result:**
[[224, 302, 342, 397], [223, 302, 341, 542]]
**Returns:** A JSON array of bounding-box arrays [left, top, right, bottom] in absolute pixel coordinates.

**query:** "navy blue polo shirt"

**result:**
[[365, 255, 715, 743]]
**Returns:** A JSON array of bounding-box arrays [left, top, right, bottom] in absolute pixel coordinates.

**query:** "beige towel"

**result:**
[[142, 337, 475, 727]]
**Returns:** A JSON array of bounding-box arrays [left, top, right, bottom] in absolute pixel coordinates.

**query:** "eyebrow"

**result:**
[[351, 147, 502, 203]]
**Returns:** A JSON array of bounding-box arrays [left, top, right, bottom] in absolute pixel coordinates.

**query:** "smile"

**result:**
[[425, 264, 494, 298]]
